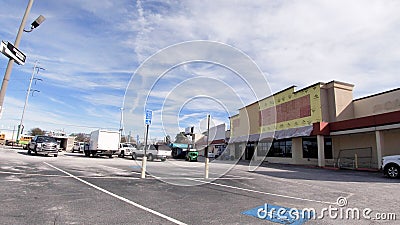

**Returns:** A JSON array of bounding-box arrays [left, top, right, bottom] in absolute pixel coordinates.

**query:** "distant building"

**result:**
[[229, 81, 400, 169], [196, 123, 228, 156]]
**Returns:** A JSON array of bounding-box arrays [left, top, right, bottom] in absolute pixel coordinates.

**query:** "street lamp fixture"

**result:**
[[24, 15, 46, 32]]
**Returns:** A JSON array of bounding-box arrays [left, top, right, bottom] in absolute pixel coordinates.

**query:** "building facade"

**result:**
[[228, 81, 400, 169]]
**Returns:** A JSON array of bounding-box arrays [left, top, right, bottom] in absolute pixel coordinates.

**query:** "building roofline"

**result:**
[[229, 114, 239, 119], [354, 87, 400, 102], [236, 85, 297, 111], [295, 82, 324, 93], [231, 80, 355, 114]]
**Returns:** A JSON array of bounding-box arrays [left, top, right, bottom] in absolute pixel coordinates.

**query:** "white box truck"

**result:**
[[85, 130, 120, 158]]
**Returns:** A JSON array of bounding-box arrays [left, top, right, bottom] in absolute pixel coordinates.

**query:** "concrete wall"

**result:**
[[353, 89, 400, 118]]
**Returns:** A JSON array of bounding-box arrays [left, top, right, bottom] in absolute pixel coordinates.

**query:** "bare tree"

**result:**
[[29, 128, 45, 136], [74, 133, 89, 142]]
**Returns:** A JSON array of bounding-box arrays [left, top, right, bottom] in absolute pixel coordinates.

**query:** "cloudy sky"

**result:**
[[0, 0, 399, 141]]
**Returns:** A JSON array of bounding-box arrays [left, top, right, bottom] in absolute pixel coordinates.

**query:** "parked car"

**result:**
[[72, 142, 79, 152], [131, 144, 171, 161], [382, 155, 400, 178], [117, 143, 137, 158], [27, 135, 58, 157], [72, 142, 86, 153]]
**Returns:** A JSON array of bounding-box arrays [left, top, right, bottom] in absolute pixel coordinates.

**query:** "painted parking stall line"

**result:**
[[44, 162, 187, 225], [190, 178, 336, 205]]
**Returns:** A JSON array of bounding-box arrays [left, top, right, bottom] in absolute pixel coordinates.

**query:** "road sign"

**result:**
[[1, 41, 26, 65], [145, 109, 152, 125]]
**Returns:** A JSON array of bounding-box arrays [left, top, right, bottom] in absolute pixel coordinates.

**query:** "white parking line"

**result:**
[[44, 162, 187, 225], [190, 178, 337, 205], [0, 170, 142, 180], [0, 170, 71, 178]]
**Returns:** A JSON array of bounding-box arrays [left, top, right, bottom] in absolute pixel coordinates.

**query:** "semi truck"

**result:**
[[85, 130, 120, 158]]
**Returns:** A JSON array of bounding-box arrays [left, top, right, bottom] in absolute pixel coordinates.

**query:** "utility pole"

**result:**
[[118, 107, 123, 148], [16, 61, 43, 142]]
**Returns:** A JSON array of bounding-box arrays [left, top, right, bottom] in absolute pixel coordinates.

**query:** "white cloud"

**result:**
[[1, 0, 400, 138]]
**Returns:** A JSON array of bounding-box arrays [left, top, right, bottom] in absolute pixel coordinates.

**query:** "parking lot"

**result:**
[[0, 146, 399, 225]]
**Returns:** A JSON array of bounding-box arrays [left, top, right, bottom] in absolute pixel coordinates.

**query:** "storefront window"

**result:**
[[303, 137, 318, 158], [267, 139, 292, 158], [324, 137, 333, 159], [303, 137, 333, 159], [256, 141, 272, 156]]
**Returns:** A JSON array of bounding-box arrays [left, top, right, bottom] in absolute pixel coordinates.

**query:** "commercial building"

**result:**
[[228, 81, 400, 169], [195, 123, 228, 157]]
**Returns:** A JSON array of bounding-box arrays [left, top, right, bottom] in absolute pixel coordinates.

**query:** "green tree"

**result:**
[[29, 128, 45, 136]]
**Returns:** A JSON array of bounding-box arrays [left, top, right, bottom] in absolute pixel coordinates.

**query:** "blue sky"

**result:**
[[0, 0, 400, 141]]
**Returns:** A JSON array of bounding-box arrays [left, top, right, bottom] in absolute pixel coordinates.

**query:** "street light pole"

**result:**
[[205, 114, 210, 179], [118, 107, 123, 154], [0, 0, 35, 116]]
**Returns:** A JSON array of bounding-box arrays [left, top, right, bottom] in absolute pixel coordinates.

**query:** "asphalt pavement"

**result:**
[[0, 146, 399, 225]]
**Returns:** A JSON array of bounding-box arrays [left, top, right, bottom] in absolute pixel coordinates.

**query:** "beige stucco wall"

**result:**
[[334, 87, 354, 121], [230, 102, 260, 137], [320, 85, 331, 122], [322, 81, 354, 122], [247, 103, 261, 135], [382, 128, 400, 156], [353, 89, 400, 118], [230, 114, 240, 137], [332, 132, 378, 168]]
